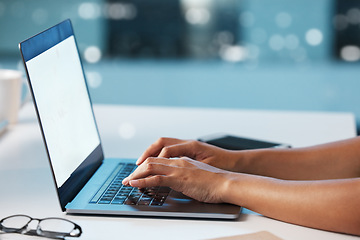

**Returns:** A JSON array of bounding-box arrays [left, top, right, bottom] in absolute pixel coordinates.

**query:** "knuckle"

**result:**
[[161, 146, 171, 155], [180, 157, 194, 167], [145, 162, 155, 172], [144, 157, 155, 164], [153, 175, 163, 185], [177, 157, 187, 167], [189, 140, 199, 148], [157, 137, 167, 145]]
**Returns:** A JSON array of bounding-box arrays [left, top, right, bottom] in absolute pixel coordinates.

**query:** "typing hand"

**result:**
[[136, 137, 238, 171], [122, 156, 232, 203]]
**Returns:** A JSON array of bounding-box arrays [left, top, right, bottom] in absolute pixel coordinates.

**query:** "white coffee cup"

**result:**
[[0, 69, 23, 125]]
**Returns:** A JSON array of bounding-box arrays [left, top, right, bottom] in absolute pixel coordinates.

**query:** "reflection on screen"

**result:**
[[26, 36, 100, 187]]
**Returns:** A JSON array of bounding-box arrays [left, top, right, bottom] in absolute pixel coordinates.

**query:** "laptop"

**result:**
[[19, 19, 241, 219]]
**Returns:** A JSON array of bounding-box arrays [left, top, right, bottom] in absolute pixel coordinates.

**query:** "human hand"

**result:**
[[136, 137, 239, 171], [122, 156, 232, 203]]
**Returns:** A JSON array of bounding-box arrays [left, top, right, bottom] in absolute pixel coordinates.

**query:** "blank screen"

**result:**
[[26, 35, 100, 187]]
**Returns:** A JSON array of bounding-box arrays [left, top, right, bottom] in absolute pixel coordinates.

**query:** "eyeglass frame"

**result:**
[[0, 214, 82, 239]]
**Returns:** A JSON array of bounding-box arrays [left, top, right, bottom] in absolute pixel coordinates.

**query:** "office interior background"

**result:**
[[1, 0, 360, 133]]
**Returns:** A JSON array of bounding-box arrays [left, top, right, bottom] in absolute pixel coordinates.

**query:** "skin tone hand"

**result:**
[[135, 137, 239, 171], [123, 156, 232, 203], [123, 137, 360, 236], [123, 156, 360, 235], [136, 137, 360, 180]]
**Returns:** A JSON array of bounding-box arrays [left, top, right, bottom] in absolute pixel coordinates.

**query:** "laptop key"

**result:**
[[117, 193, 129, 197], [111, 199, 126, 204], [137, 200, 150, 205], [124, 199, 137, 205], [101, 197, 113, 201], [90, 163, 165, 207], [119, 189, 131, 193], [114, 196, 127, 200], [140, 196, 152, 201], [151, 201, 164, 206]]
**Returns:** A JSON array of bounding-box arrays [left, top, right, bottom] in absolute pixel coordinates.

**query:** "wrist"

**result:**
[[232, 148, 273, 174], [230, 149, 254, 173], [219, 172, 247, 205]]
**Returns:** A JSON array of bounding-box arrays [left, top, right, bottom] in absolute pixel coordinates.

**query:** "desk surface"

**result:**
[[0, 103, 358, 240]]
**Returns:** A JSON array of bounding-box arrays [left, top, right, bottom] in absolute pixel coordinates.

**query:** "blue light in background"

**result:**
[[0, 0, 360, 130]]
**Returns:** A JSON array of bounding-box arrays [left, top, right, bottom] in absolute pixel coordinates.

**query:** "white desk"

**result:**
[[0, 103, 358, 240]]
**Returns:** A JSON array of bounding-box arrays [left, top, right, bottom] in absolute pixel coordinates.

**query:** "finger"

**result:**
[[129, 175, 174, 189], [123, 158, 173, 185], [136, 138, 185, 165], [158, 141, 199, 159]]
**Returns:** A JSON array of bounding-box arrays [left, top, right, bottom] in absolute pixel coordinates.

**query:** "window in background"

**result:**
[[104, 0, 336, 63], [334, 0, 360, 62], [2, 0, 360, 130], [0, 0, 347, 63], [106, 0, 239, 60], [238, 0, 333, 63], [106, 0, 186, 58]]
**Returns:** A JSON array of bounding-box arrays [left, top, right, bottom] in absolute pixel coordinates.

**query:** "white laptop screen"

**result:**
[[23, 26, 100, 187]]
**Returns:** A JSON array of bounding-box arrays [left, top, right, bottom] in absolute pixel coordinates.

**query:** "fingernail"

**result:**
[[122, 177, 128, 185]]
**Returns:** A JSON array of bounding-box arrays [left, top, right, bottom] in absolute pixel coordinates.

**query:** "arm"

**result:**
[[226, 173, 360, 236], [123, 157, 360, 236], [235, 137, 360, 180]]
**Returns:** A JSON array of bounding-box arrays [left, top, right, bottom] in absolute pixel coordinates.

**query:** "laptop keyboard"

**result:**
[[89, 163, 170, 206]]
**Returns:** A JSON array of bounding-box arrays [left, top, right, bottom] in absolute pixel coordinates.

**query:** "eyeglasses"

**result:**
[[0, 214, 82, 239]]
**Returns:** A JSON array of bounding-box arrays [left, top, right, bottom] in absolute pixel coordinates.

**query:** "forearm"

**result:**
[[222, 173, 360, 236], [231, 137, 360, 180]]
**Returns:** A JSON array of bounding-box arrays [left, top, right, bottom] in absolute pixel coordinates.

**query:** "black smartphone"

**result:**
[[198, 134, 291, 150]]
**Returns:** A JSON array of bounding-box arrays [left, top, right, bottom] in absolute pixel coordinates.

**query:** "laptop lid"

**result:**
[[19, 19, 104, 211]]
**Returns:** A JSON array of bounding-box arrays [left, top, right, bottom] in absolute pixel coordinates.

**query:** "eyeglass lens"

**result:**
[[0, 215, 81, 238], [1, 215, 31, 231], [39, 218, 81, 237]]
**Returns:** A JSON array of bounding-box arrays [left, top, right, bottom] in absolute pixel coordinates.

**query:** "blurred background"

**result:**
[[1, 0, 360, 132]]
